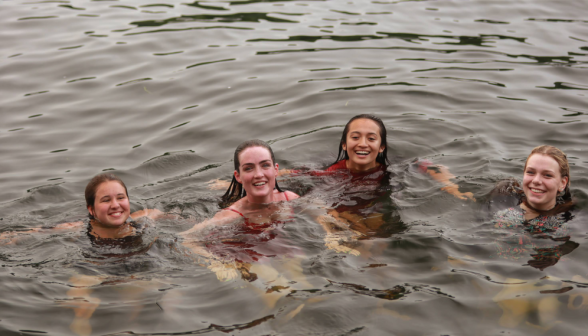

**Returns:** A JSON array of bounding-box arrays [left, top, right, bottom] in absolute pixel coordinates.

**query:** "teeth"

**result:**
[[253, 182, 266, 186], [356, 151, 369, 155], [110, 212, 121, 216], [531, 188, 544, 193]]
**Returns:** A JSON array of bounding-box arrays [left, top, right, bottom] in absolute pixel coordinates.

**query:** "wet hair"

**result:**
[[221, 139, 283, 206], [521, 145, 573, 215], [85, 173, 129, 219], [332, 114, 390, 167]]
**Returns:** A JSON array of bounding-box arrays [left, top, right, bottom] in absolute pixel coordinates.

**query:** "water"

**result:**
[[1, 0, 588, 334]]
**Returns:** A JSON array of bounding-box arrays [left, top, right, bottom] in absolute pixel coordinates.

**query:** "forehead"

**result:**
[[95, 181, 126, 195], [527, 154, 560, 171], [239, 146, 272, 164], [348, 118, 381, 134]]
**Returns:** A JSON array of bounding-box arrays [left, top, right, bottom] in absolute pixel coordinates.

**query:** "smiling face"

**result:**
[[234, 146, 279, 203], [523, 154, 568, 211], [342, 118, 385, 172], [88, 181, 131, 228]]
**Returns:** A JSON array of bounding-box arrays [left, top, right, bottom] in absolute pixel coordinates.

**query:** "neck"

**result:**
[[520, 199, 556, 220], [346, 160, 379, 172], [245, 190, 278, 205], [90, 220, 132, 239]]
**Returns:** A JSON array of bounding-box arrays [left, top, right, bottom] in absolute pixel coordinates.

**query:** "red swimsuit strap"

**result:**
[[227, 208, 245, 218], [284, 191, 289, 201]]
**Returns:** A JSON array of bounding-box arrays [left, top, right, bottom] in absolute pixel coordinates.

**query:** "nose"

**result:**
[[253, 166, 264, 177], [110, 199, 121, 209], [532, 174, 542, 184], [358, 136, 367, 146]]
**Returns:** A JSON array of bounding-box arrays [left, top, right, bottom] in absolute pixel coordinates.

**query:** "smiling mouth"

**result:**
[[253, 182, 267, 187], [530, 188, 545, 194], [355, 151, 370, 156], [109, 211, 123, 217]]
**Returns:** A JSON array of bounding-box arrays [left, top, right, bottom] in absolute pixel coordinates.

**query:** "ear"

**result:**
[[274, 162, 279, 173], [379, 145, 385, 153], [87, 205, 95, 218], [234, 170, 242, 184], [342, 143, 347, 151], [560, 176, 569, 191]]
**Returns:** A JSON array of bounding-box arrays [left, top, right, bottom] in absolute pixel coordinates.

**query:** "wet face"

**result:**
[[342, 118, 385, 172], [523, 154, 568, 211], [88, 181, 131, 228], [234, 146, 278, 203]]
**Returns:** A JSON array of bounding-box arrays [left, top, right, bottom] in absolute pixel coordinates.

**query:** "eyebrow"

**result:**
[[349, 131, 378, 136], [100, 193, 126, 200], [526, 166, 556, 173], [241, 160, 272, 166]]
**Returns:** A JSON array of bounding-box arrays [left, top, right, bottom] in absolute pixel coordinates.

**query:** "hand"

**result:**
[[207, 179, 231, 190], [207, 260, 239, 282], [441, 185, 476, 201], [324, 232, 361, 256]]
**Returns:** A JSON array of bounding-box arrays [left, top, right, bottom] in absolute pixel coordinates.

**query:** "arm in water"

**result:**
[[0, 209, 166, 245]]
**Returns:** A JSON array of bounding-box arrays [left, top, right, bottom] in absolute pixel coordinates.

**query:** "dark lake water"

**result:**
[[1, 0, 588, 335]]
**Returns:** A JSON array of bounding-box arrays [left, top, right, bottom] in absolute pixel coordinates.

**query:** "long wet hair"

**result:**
[[521, 145, 573, 216], [221, 139, 283, 206], [85, 173, 129, 219], [332, 114, 390, 167]]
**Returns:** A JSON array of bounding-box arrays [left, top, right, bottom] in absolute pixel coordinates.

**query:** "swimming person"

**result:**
[[0, 173, 164, 242], [491, 145, 576, 270], [181, 139, 360, 282], [296, 114, 474, 243], [326, 114, 473, 198], [0, 173, 167, 336]]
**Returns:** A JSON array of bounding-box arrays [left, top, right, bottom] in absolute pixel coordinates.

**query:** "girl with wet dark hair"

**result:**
[[305, 114, 474, 239], [183, 139, 299, 239], [220, 139, 294, 208], [326, 114, 473, 199], [181, 139, 360, 281]]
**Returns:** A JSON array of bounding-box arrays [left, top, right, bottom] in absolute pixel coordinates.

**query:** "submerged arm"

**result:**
[[300, 199, 362, 256], [0, 221, 84, 245], [424, 164, 475, 201]]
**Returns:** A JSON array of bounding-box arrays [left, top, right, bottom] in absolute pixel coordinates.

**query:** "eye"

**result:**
[[262, 163, 272, 168], [243, 167, 252, 172]]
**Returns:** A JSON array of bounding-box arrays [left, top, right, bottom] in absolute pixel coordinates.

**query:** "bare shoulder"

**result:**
[[181, 206, 241, 235], [131, 209, 164, 220], [285, 190, 300, 200]]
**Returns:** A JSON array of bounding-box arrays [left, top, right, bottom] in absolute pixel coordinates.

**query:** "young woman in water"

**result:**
[[491, 145, 576, 270], [301, 114, 474, 243], [184, 139, 299, 235], [0, 173, 163, 242], [0, 173, 167, 336], [182, 139, 358, 288], [326, 114, 473, 198]]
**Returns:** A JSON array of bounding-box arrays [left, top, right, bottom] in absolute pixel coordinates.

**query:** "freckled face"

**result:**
[[523, 154, 568, 211], [342, 118, 385, 172], [88, 181, 131, 228], [234, 146, 278, 203]]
